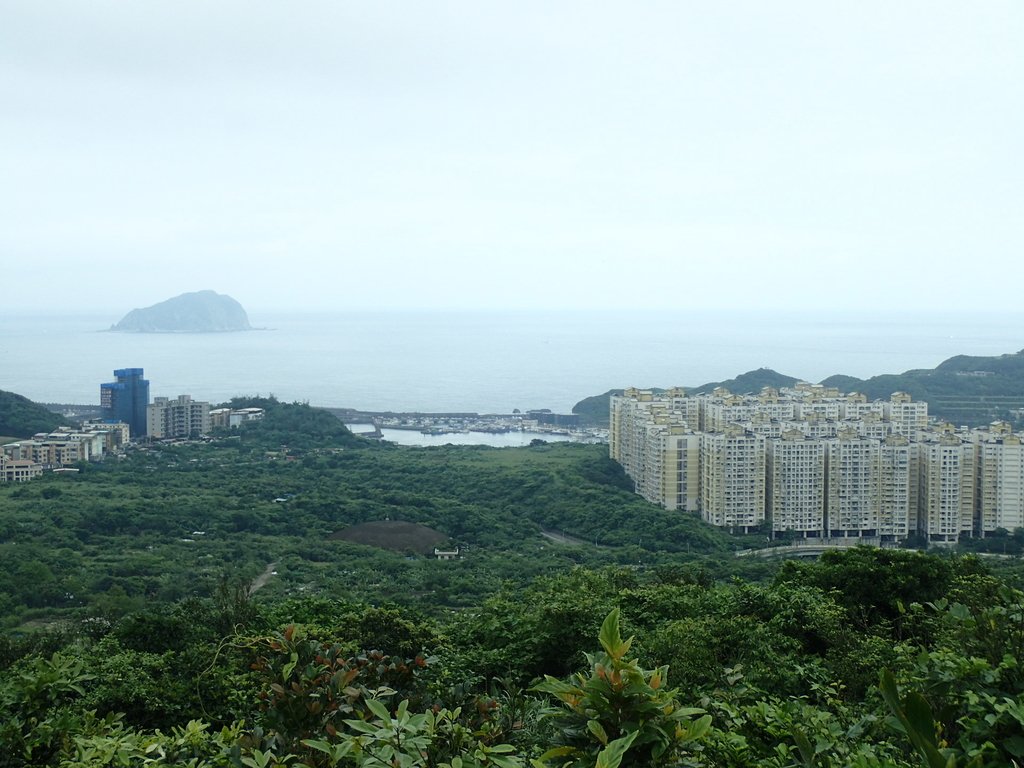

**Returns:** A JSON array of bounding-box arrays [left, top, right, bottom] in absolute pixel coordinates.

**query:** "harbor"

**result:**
[[329, 408, 608, 447]]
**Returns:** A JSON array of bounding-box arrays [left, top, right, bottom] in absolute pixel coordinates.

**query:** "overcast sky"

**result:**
[[2, 2, 1021, 313]]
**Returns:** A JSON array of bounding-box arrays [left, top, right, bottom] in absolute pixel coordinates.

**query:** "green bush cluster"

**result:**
[[1, 549, 1022, 767]]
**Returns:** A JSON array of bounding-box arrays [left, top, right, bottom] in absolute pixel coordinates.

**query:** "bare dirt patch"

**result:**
[[331, 520, 449, 555]]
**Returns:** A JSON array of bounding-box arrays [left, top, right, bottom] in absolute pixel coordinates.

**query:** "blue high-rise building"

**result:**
[[100, 368, 150, 438]]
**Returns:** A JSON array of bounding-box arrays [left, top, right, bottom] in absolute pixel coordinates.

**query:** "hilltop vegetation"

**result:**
[[0, 389, 71, 438], [1, 549, 1022, 767]]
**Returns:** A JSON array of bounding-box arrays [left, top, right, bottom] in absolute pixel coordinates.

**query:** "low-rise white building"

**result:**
[[0, 455, 43, 482], [210, 407, 266, 429]]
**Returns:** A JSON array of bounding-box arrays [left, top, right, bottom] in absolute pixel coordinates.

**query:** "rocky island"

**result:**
[[110, 290, 253, 333]]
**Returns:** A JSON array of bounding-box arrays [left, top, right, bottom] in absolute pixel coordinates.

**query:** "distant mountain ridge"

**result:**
[[111, 290, 252, 333], [573, 351, 1024, 428]]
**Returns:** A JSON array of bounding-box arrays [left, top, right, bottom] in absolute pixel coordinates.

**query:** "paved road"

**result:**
[[540, 529, 588, 545]]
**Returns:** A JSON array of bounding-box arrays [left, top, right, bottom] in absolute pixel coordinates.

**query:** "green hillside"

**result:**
[[0, 390, 73, 438], [571, 388, 628, 426], [820, 349, 1024, 426]]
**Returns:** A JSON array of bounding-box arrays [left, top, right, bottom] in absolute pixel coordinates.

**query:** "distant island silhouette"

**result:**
[[109, 290, 254, 333]]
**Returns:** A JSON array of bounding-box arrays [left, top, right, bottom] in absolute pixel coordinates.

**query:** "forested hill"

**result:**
[[573, 351, 1024, 427], [823, 349, 1024, 425], [571, 389, 627, 426], [0, 389, 72, 437], [220, 395, 363, 449]]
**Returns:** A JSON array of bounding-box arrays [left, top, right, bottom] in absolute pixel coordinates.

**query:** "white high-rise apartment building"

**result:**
[[701, 387, 795, 431], [976, 422, 1024, 535], [826, 430, 880, 537], [919, 432, 975, 543], [634, 426, 700, 512], [609, 389, 644, 469], [702, 392, 755, 432], [147, 394, 212, 439], [611, 388, 657, 467], [768, 430, 826, 537], [853, 412, 898, 440], [738, 412, 784, 439], [700, 426, 766, 531], [782, 414, 839, 439], [753, 388, 798, 421], [794, 400, 843, 421], [841, 393, 887, 421], [608, 385, 1021, 546], [610, 389, 699, 510], [879, 435, 917, 539], [887, 392, 929, 439]]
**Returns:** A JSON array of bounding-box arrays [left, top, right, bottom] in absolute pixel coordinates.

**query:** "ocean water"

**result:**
[[0, 310, 1022, 414]]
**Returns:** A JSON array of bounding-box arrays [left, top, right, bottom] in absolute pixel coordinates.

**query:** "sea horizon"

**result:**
[[2, 309, 1022, 414]]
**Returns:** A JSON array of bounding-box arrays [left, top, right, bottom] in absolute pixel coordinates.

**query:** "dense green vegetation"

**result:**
[[574, 351, 1024, 427], [3, 397, 1024, 766], [0, 389, 72, 438], [0, 398, 759, 630], [1, 550, 1022, 766]]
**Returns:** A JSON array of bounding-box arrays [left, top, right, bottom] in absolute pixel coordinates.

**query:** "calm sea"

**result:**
[[0, 310, 1022, 414]]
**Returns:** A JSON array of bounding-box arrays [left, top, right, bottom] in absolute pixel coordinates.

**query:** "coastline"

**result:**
[[5, 310, 1023, 415]]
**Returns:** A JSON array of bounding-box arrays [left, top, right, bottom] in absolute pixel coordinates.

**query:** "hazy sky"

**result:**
[[2, 2, 1021, 313]]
